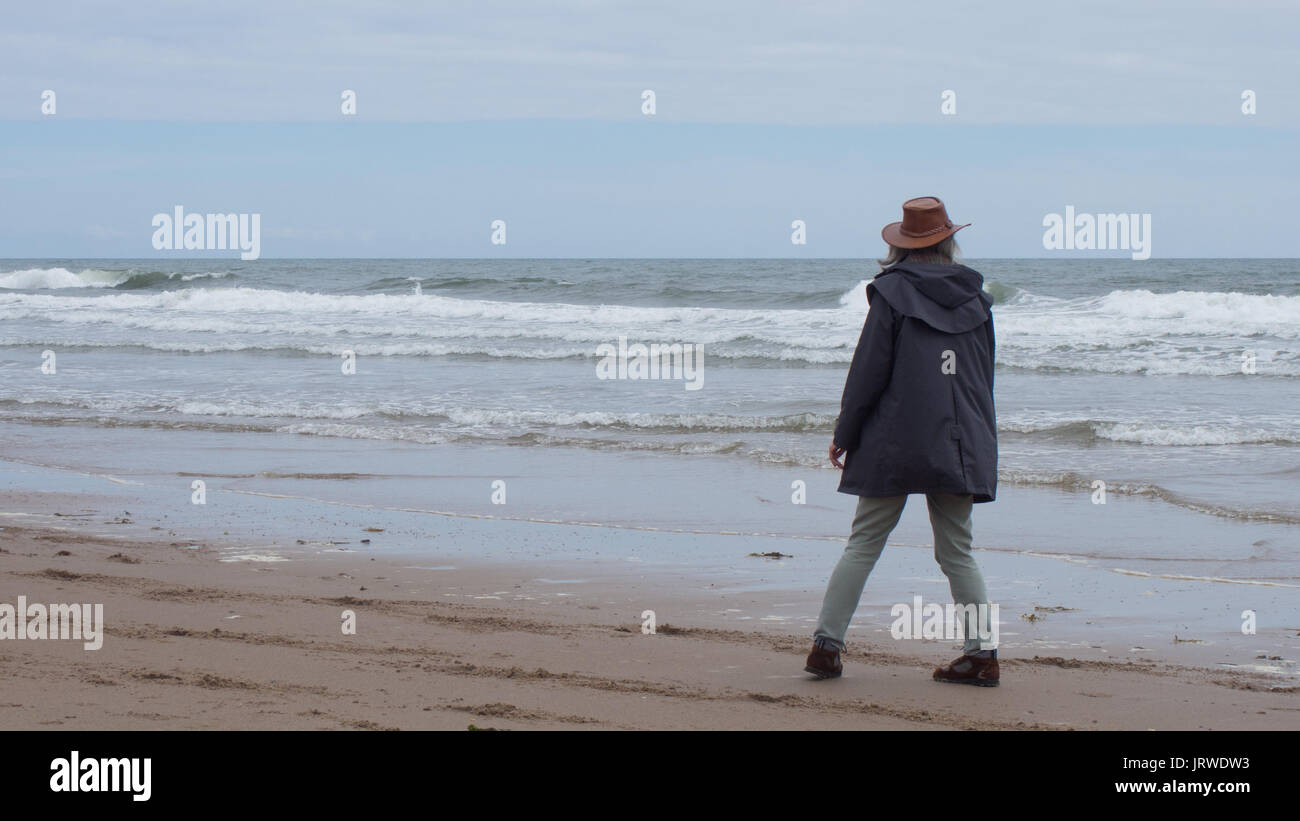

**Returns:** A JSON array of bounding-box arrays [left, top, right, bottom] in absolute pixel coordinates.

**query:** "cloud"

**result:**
[[0, 1, 1295, 124]]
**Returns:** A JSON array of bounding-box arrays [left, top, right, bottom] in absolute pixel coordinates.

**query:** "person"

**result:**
[[804, 196, 1000, 686]]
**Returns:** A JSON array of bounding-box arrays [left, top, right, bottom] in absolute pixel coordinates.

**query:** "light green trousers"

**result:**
[[814, 493, 993, 654]]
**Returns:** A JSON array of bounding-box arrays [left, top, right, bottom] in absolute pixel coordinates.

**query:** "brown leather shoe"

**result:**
[[804, 642, 843, 679], [932, 653, 999, 687]]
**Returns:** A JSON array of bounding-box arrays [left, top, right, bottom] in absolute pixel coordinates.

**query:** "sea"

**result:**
[[3, 257, 1297, 663], [2, 258, 1297, 517]]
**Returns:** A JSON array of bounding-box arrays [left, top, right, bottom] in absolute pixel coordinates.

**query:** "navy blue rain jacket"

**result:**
[[832, 262, 998, 502]]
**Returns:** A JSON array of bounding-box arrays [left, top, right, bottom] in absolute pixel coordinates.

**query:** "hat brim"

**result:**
[[881, 221, 970, 249]]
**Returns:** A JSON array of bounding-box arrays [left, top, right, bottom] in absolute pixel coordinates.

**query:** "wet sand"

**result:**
[[3, 423, 1299, 681], [1, 516, 1296, 730]]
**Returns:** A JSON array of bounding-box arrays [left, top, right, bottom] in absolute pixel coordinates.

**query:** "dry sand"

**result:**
[[1, 521, 1297, 731]]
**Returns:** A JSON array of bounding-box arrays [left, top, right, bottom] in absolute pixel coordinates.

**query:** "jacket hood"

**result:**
[[867, 262, 992, 333]]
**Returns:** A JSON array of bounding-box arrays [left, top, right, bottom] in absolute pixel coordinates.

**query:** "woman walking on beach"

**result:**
[[805, 196, 1000, 686]]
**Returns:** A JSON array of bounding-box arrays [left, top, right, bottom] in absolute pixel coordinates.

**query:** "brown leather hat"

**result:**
[[881, 196, 970, 249]]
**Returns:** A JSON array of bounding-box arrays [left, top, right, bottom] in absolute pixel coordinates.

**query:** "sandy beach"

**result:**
[[3, 507, 1296, 731]]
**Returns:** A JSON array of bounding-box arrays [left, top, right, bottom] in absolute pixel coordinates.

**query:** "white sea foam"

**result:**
[[997, 289, 1300, 340], [5, 390, 1297, 446], [0, 393, 837, 432], [0, 267, 230, 290], [1, 281, 1298, 373], [1090, 421, 1300, 446], [1000, 415, 1300, 446], [0, 268, 126, 289]]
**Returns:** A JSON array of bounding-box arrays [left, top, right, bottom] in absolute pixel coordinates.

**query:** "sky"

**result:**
[[1, 1, 1297, 258]]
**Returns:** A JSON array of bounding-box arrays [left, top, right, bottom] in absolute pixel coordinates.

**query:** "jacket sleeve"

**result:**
[[833, 293, 897, 451]]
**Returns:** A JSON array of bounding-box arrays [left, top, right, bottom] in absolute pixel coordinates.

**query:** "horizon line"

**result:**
[[3, 256, 1297, 262]]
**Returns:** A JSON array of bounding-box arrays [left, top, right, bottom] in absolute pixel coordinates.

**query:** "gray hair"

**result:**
[[878, 236, 960, 272]]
